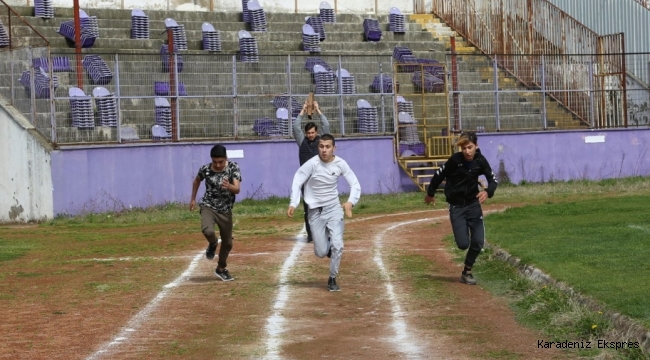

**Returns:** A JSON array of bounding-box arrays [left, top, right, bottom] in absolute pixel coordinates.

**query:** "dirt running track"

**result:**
[[1, 205, 576, 359]]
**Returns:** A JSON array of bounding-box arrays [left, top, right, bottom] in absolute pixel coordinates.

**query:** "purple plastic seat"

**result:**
[[82, 55, 112, 85], [69, 86, 95, 129], [34, 0, 53, 18], [20, 67, 59, 98], [399, 142, 425, 156], [160, 44, 184, 73], [0, 20, 8, 48], [79, 10, 99, 38], [57, 20, 96, 48], [252, 117, 277, 136], [319, 1, 336, 23], [396, 95, 414, 117], [412, 71, 444, 93], [276, 108, 291, 136], [92, 86, 118, 127], [305, 57, 331, 73], [131, 9, 150, 39], [306, 15, 326, 41], [335, 68, 356, 94], [152, 124, 171, 141], [357, 99, 379, 133], [369, 74, 395, 93], [247, 0, 268, 32], [417, 58, 445, 77], [154, 81, 187, 96], [393, 46, 419, 72], [164, 18, 188, 51], [202, 22, 222, 52], [313, 64, 336, 94], [154, 97, 172, 135], [363, 18, 381, 42], [389, 7, 406, 33], [302, 24, 321, 52], [272, 94, 301, 118], [238, 30, 259, 63], [398, 112, 421, 145]]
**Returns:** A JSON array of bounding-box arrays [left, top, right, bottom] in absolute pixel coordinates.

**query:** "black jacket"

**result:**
[[426, 148, 498, 205]]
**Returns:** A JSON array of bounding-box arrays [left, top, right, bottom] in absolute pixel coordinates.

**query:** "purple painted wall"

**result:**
[[51, 129, 650, 216], [477, 129, 650, 184], [51, 137, 419, 215]]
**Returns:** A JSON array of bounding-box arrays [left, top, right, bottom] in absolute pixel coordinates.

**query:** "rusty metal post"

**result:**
[[500, 0, 506, 54], [597, 38, 606, 128], [450, 36, 460, 132], [7, 7, 11, 48], [73, 0, 83, 90], [620, 33, 628, 127], [167, 29, 178, 141]]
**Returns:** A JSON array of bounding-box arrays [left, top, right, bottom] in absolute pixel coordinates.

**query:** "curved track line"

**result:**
[[263, 235, 307, 360], [373, 217, 447, 359], [85, 252, 204, 360]]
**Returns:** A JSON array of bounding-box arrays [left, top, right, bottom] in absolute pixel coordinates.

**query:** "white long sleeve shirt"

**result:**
[[290, 155, 361, 209]]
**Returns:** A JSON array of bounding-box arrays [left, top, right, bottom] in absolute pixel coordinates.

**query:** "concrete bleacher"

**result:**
[[1, 6, 580, 144], [1, 6, 455, 143]]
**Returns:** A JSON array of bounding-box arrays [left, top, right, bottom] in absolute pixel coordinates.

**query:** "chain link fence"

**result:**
[[445, 53, 650, 133], [0, 5, 50, 137], [4, 49, 650, 146], [38, 52, 397, 144]]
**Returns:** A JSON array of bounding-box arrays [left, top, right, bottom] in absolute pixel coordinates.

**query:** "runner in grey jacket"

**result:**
[[287, 134, 361, 292]]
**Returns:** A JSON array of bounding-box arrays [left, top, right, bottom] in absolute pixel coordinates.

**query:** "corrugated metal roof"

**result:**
[[546, 0, 650, 82]]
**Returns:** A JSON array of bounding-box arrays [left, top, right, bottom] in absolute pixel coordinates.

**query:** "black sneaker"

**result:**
[[205, 244, 216, 260], [460, 272, 477, 285], [215, 268, 234, 281], [327, 277, 340, 292]]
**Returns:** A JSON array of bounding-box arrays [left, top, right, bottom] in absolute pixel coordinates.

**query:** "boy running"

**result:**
[[425, 131, 497, 285]]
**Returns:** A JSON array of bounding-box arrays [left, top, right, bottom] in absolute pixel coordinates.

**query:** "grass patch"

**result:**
[[394, 253, 450, 303], [2, 176, 650, 358], [487, 196, 650, 327], [0, 239, 34, 263]]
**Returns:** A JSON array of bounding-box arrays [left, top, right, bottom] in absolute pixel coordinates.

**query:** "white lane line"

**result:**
[[373, 217, 442, 359], [263, 234, 306, 360], [79, 252, 272, 262], [85, 252, 204, 360], [629, 224, 650, 234]]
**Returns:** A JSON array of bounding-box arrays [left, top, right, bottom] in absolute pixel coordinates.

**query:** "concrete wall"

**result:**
[[49, 128, 650, 216], [4, 0, 421, 14], [0, 99, 54, 222], [478, 129, 650, 184], [51, 137, 418, 215]]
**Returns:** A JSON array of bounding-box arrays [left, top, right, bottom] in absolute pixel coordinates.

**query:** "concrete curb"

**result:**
[[487, 244, 650, 354]]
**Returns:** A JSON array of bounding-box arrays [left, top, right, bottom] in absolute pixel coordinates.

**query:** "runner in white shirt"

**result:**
[[287, 134, 361, 291]]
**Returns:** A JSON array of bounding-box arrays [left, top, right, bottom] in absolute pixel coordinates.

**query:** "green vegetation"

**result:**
[[1, 176, 650, 358], [486, 196, 650, 326]]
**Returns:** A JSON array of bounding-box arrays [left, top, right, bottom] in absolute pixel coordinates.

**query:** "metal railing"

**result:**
[[4, 50, 648, 147], [432, 0, 627, 127], [0, 0, 51, 136], [445, 53, 649, 132], [11, 52, 398, 145], [1, 0, 396, 14]]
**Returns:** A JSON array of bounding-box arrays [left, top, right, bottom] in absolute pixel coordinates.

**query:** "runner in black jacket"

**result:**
[[425, 131, 497, 285]]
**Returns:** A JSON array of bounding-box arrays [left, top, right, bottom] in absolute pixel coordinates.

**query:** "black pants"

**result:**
[[301, 186, 312, 240], [449, 201, 485, 268]]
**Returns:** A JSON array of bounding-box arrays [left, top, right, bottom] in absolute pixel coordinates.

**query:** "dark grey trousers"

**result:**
[[301, 186, 312, 240], [449, 201, 485, 268], [200, 205, 233, 269]]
